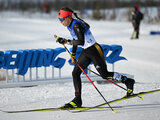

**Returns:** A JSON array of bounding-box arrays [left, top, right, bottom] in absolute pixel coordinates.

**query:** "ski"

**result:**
[[73, 89, 160, 113], [1, 89, 160, 113], [0, 106, 121, 113]]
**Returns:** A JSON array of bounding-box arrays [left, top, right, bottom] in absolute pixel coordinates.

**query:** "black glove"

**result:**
[[56, 37, 67, 44], [71, 53, 76, 63]]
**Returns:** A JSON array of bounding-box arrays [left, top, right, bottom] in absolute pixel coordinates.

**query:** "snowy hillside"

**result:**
[[0, 11, 160, 120]]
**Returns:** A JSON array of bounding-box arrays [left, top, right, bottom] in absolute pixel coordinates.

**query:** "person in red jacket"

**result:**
[[43, 1, 50, 13], [131, 5, 143, 39]]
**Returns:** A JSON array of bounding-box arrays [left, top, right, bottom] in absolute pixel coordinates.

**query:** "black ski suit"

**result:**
[[68, 19, 114, 96]]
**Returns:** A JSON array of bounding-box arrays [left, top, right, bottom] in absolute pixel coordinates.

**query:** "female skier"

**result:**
[[56, 7, 135, 108]]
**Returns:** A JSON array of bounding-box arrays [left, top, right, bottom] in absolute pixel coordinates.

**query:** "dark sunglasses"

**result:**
[[58, 17, 65, 22], [58, 15, 71, 22]]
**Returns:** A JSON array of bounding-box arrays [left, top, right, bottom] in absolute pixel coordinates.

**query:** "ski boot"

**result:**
[[61, 96, 82, 108], [122, 76, 135, 97]]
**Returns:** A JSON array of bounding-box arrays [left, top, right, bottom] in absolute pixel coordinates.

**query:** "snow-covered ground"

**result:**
[[0, 11, 160, 120]]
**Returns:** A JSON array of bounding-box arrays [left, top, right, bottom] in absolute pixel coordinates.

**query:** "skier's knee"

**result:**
[[72, 69, 81, 77], [101, 74, 109, 79]]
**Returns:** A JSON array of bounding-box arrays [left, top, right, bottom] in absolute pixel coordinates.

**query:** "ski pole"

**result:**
[[88, 68, 128, 91], [64, 44, 116, 113], [87, 69, 144, 100], [54, 35, 128, 93], [55, 35, 143, 100], [55, 35, 116, 113]]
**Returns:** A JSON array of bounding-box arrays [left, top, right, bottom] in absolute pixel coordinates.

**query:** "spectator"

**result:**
[[130, 5, 143, 39], [43, 1, 50, 14]]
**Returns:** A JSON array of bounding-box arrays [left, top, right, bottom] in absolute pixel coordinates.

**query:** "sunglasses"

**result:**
[[58, 15, 71, 22], [58, 17, 65, 22]]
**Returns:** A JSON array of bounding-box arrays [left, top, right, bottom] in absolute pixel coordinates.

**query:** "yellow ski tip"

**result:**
[[54, 35, 59, 39], [112, 110, 117, 113], [141, 96, 144, 100]]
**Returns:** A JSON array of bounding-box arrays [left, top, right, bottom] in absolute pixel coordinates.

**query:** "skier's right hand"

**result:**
[[71, 53, 76, 63], [56, 37, 67, 44]]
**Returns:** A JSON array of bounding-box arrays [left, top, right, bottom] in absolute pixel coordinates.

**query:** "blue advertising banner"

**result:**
[[0, 44, 127, 75]]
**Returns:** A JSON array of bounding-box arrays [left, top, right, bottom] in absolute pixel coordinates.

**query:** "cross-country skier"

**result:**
[[130, 5, 143, 39], [56, 7, 135, 108]]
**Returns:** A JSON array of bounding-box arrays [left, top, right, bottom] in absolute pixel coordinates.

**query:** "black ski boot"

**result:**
[[122, 76, 135, 97], [62, 96, 82, 108]]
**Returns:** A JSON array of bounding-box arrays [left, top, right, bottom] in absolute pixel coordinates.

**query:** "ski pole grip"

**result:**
[[54, 35, 59, 39]]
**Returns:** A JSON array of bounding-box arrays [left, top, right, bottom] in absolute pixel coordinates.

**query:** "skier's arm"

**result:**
[[72, 23, 85, 46], [72, 45, 77, 56], [56, 23, 85, 54], [71, 23, 85, 54]]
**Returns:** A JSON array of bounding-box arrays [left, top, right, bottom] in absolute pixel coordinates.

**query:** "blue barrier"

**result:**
[[0, 44, 127, 76], [150, 31, 160, 35], [68, 44, 127, 65]]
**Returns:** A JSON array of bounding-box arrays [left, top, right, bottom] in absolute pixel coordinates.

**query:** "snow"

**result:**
[[0, 11, 160, 120]]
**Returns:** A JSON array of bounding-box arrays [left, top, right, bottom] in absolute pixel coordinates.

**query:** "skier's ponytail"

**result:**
[[73, 12, 90, 28], [59, 7, 90, 28]]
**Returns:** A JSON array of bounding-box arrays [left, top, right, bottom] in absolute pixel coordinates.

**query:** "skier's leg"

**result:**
[[63, 51, 91, 108], [90, 43, 135, 96], [90, 43, 114, 79]]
